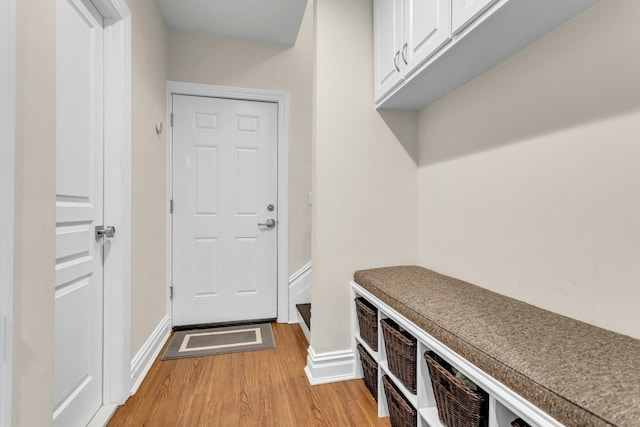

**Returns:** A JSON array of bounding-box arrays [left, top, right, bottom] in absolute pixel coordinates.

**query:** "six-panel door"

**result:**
[[172, 95, 278, 326]]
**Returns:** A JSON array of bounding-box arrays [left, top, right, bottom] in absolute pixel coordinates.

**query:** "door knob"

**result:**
[[258, 218, 276, 229], [96, 225, 116, 239]]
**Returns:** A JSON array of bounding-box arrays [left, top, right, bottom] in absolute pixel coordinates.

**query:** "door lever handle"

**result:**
[[96, 225, 116, 240], [258, 218, 276, 228]]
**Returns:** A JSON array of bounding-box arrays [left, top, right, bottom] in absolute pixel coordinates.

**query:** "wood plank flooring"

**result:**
[[108, 323, 390, 427]]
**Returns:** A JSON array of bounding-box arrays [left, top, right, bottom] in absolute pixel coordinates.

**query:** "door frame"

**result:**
[[0, 0, 15, 425], [83, 0, 132, 418], [166, 81, 290, 324]]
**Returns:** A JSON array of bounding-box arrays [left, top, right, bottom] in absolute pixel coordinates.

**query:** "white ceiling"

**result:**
[[157, 0, 309, 46]]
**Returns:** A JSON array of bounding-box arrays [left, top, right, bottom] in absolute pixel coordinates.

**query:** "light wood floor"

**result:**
[[108, 323, 390, 427]]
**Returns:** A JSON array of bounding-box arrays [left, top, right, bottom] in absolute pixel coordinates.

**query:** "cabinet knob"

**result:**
[[402, 43, 408, 65], [394, 51, 400, 72]]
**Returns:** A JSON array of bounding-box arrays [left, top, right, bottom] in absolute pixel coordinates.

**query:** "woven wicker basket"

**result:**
[[381, 318, 417, 393], [357, 344, 378, 401], [424, 351, 489, 427], [382, 375, 417, 427], [355, 298, 378, 351], [511, 418, 532, 427]]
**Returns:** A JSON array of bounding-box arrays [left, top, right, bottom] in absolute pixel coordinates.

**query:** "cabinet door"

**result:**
[[402, 0, 451, 75], [451, 0, 498, 34], [374, 0, 404, 102]]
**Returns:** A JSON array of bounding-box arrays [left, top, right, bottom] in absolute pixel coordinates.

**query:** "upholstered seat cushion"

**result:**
[[354, 266, 640, 427]]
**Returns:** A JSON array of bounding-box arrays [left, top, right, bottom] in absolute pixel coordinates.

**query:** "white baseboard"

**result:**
[[87, 404, 118, 427], [304, 345, 356, 385], [288, 261, 312, 323], [130, 315, 171, 394]]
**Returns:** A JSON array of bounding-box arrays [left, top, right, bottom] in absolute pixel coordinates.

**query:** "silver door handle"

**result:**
[[258, 218, 276, 228], [96, 225, 116, 239]]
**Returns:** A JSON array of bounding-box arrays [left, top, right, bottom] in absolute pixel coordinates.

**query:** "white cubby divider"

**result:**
[[351, 281, 561, 427]]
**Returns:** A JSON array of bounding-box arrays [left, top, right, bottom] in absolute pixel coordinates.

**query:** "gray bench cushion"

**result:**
[[354, 266, 640, 427]]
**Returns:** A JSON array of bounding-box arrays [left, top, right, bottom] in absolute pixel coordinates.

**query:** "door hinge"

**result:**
[[169, 199, 173, 214], [170, 113, 174, 127], [170, 286, 173, 300]]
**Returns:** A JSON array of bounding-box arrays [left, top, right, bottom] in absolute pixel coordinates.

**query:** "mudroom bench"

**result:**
[[351, 266, 640, 427]]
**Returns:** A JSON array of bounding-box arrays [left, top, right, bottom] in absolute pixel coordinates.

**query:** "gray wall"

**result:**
[[311, 0, 419, 353], [418, 0, 640, 339]]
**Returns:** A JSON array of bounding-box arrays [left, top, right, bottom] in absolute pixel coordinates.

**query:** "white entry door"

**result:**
[[172, 95, 278, 326], [54, 0, 105, 425]]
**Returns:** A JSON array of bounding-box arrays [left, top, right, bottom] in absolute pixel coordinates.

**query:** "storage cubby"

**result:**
[[351, 283, 553, 427], [354, 297, 379, 354], [357, 344, 379, 401], [490, 397, 534, 427], [382, 375, 418, 427], [379, 360, 418, 409], [354, 331, 378, 362], [416, 342, 443, 427], [380, 318, 417, 393]]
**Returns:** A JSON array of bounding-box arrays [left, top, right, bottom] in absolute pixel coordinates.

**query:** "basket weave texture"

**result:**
[[357, 344, 378, 401], [382, 375, 417, 427], [355, 298, 378, 351], [381, 318, 417, 393], [424, 351, 489, 427]]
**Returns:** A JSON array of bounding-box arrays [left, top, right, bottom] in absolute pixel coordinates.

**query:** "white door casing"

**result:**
[[172, 95, 278, 325], [54, 0, 105, 425], [99, 0, 132, 410], [0, 0, 15, 425]]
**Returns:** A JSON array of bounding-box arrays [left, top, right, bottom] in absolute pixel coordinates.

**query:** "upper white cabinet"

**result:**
[[404, 0, 452, 74], [374, 0, 451, 102], [375, 0, 601, 110], [374, 0, 404, 101], [451, 0, 498, 34]]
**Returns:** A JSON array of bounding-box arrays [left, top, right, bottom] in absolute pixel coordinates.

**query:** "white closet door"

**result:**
[[54, 0, 104, 425]]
